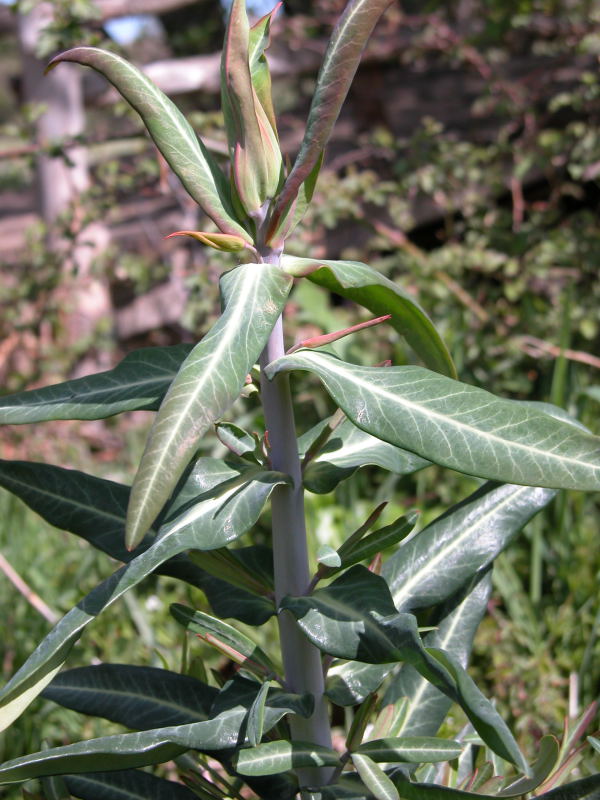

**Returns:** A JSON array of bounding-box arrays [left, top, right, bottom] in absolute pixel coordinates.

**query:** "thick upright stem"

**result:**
[[259, 314, 333, 785]]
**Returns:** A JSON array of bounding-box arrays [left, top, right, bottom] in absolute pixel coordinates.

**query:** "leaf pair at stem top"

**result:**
[[47, 0, 393, 251]]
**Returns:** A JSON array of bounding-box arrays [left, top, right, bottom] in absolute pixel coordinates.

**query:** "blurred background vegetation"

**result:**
[[0, 0, 599, 787]]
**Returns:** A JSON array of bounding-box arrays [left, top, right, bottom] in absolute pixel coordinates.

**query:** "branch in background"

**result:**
[[517, 335, 600, 370], [0, 552, 59, 625]]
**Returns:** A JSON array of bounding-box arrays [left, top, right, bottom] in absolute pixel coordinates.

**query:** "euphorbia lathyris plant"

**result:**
[[0, 1, 599, 798]]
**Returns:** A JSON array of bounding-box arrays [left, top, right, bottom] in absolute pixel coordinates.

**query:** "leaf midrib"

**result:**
[[46, 683, 206, 721], [137, 269, 261, 503], [315, 354, 600, 473], [390, 486, 528, 608]]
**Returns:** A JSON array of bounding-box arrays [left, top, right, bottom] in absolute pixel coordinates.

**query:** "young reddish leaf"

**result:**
[[221, 0, 282, 214], [165, 230, 251, 253], [268, 0, 393, 238]]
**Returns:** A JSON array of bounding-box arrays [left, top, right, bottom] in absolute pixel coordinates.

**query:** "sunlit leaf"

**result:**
[[0, 345, 191, 424], [282, 257, 456, 378], [267, 350, 600, 490], [126, 263, 291, 548], [47, 48, 247, 238]]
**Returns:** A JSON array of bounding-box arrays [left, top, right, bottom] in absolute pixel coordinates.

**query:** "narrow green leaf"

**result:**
[[0, 461, 285, 731], [267, 350, 600, 490], [0, 345, 191, 424], [0, 458, 274, 624], [384, 482, 555, 612], [170, 604, 277, 677], [269, 0, 393, 237], [42, 664, 217, 728], [65, 769, 198, 800], [338, 513, 418, 571], [47, 48, 247, 238], [387, 772, 600, 800], [536, 774, 600, 799], [247, 682, 270, 746], [0, 678, 310, 784], [300, 417, 430, 495], [588, 735, 600, 753], [126, 263, 292, 548], [384, 572, 493, 738], [281, 258, 456, 378], [216, 422, 262, 463], [356, 737, 462, 764], [233, 740, 340, 776], [281, 566, 527, 771], [351, 753, 399, 800], [495, 736, 559, 797]]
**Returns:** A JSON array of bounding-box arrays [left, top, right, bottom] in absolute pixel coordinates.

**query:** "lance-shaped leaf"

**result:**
[[47, 48, 247, 238], [384, 572, 493, 738], [248, 4, 280, 132], [0, 345, 192, 424], [281, 566, 527, 771], [42, 664, 217, 729], [165, 230, 250, 253], [64, 770, 198, 800], [319, 772, 600, 800], [356, 737, 462, 764], [0, 459, 275, 624], [281, 258, 456, 378], [0, 460, 286, 732], [246, 681, 270, 747], [384, 481, 556, 612], [268, 0, 393, 239], [299, 417, 430, 495], [267, 351, 600, 491], [233, 740, 340, 776], [351, 754, 399, 800], [0, 677, 311, 784], [170, 604, 278, 678], [126, 263, 292, 549], [221, 0, 281, 213]]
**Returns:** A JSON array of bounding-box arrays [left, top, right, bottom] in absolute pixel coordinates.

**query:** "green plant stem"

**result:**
[[259, 313, 333, 786]]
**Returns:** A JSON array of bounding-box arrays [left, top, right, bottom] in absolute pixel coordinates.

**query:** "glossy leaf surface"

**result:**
[[267, 350, 600, 490], [0, 677, 311, 784], [356, 737, 462, 764], [318, 773, 600, 800], [351, 753, 399, 800], [48, 48, 247, 237], [384, 481, 555, 611], [269, 0, 393, 236], [384, 572, 492, 737], [233, 740, 340, 776], [0, 345, 191, 424], [0, 459, 274, 623], [299, 417, 430, 494], [0, 460, 285, 731], [326, 661, 389, 707], [282, 257, 455, 378], [281, 566, 526, 770], [64, 769, 198, 800], [42, 664, 217, 728], [126, 263, 291, 548]]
